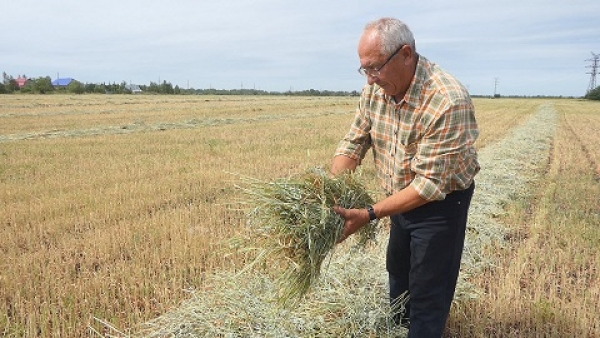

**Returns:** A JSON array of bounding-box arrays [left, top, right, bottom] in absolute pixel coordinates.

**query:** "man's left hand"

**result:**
[[333, 206, 370, 243]]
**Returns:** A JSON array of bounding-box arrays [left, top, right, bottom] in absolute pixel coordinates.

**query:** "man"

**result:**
[[331, 18, 479, 338]]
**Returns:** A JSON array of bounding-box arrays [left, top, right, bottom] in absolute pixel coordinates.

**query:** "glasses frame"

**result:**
[[358, 44, 406, 77]]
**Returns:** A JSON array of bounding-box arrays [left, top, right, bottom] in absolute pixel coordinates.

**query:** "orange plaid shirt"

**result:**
[[335, 56, 480, 201]]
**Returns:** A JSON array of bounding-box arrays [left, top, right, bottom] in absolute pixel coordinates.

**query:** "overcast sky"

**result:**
[[2, 0, 599, 97]]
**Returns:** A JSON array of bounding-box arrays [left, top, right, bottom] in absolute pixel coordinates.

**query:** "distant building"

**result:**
[[52, 78, 75, 87], [16, 76, 28, 88], [125, 84, 143, 94]]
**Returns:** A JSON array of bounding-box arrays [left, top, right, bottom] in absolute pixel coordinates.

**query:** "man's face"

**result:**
[[357, 31, 414, 99]]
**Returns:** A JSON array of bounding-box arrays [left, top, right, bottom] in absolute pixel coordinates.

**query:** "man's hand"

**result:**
[[333, 205, 370, 243]]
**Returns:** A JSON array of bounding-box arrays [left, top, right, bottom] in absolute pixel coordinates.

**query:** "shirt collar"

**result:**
[[402, 54, 427, 108]]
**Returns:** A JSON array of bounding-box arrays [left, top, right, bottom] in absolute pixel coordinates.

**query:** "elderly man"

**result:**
[[332, 18, 479, 338]]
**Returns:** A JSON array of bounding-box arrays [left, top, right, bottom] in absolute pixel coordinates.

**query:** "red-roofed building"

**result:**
[[16, 76, 28, 88]]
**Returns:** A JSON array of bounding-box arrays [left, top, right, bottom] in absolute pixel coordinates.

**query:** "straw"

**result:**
[[235, 167, 379, 305]]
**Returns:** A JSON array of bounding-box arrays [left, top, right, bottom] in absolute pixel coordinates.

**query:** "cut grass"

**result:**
[[234, 167, 379, 305]]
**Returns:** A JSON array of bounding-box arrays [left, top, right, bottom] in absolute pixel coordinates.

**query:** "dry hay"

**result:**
[[233, 167, 380, 305], [95, 104, 557, 337]]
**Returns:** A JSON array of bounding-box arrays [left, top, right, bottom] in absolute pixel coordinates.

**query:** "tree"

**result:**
[[26, 76, 54, 94], [2, 72, 17, 93], [2, 72, 11, 85], [160, 80, 174, 94], [119, 81, 127, 94], [84, 82, 96, 93], [585, 86, 600, 100], [146, 81, 159, 93], [95, 84, 107, 93], [67, 80, 85, 94]]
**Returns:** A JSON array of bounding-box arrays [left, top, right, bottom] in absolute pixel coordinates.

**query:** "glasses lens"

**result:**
[[358, 67, 377, 77]]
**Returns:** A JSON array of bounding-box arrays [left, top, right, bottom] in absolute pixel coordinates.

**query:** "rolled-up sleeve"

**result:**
[[334, 96, 372, 163]]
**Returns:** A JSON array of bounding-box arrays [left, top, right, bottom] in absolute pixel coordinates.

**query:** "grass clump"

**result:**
[[236, 167, 379, 305]]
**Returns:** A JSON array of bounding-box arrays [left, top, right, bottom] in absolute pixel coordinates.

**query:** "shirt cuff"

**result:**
[[410, 175, 446, 201]]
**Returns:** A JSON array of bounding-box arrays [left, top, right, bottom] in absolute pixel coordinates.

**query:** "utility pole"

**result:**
[[493, 77, 499, 97], [586, 52, 599, 95]]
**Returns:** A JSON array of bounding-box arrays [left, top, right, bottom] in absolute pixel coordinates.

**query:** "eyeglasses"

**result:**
[[358, 44, 405, 77]]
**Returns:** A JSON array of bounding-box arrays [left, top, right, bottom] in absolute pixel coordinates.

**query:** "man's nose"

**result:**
[[366, 73, 378, 85]]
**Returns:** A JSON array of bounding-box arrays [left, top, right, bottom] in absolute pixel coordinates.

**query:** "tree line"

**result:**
[[0, 72, 359, 96], [1, 73, 193, 95], [2, 72, 597, 99]]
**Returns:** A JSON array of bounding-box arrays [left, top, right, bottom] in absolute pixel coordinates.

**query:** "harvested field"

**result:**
[[447, 100, 600, 337], [1, 95, 597, 337], [123, 101, 566, 337]]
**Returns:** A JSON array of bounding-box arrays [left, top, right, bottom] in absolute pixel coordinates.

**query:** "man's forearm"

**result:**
[[371, 185, 429, 219], [330, 155, 358, 175]]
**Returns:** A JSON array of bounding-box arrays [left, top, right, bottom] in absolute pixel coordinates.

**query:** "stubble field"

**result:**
[[0, 94, 598, 337]]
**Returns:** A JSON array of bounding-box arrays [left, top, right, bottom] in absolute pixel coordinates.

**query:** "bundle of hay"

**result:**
[[236, 167, 379, 305]]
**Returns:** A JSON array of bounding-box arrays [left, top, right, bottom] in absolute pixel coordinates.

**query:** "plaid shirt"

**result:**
[[335, 56, 480, 201]]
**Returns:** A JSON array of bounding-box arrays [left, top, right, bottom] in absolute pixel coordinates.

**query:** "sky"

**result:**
[[2, 0, 599, 97]]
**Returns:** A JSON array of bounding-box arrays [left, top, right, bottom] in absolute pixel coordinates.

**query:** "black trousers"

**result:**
[[387, 182, 474, 338]]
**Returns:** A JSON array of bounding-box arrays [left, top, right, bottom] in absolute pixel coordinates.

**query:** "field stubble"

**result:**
[[0, 95, 597, 337], [446, 100, 600, 337]]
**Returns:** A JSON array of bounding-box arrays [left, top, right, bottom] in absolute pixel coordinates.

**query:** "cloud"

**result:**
[[2, 0, 599, 96]]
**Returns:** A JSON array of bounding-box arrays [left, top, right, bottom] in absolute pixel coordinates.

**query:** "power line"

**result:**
[[586, 52, 599, 94]]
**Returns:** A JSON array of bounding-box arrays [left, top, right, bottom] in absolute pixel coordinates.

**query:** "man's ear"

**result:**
[[402, 45, 415, 64]]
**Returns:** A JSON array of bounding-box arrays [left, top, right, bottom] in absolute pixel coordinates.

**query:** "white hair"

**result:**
[[364, 18, 416, 55]]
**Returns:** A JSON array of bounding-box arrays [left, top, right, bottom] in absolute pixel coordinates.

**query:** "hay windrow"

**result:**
[[234, 167, 379, 304], [127, 240, 407, 338], [456, 103, 557, 299], [111, 103, 557, 338]]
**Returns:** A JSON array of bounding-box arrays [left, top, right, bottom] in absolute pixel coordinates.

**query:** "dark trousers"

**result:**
[[387, 183, 474, 338]]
